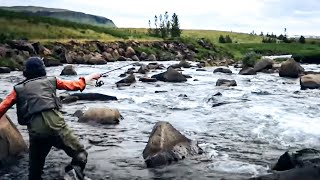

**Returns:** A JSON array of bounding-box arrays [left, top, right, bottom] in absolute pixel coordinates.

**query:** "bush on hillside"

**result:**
[[299, 36, 306, 44], [242, 52, 261, 67], [219, 35, 226, 43]]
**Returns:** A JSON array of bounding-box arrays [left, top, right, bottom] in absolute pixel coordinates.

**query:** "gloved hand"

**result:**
[[84, 73, 101, 83]]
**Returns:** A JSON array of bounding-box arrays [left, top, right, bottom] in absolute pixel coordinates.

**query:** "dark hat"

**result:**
[[23, 57, 46, 79]]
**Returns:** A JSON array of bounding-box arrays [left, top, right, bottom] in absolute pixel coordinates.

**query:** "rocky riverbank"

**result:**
[[0, 39, 235, 72]]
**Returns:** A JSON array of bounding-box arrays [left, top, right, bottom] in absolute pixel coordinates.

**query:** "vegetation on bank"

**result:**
[[221, 43, 320, 63], [0, 8, 320, 65], [0, 9, 153, 41]]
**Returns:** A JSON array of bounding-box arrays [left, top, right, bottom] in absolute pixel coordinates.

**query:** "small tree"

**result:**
[[260, 32, 264, 36], [299, 35, 306, 44], [225, 35, 232, 43], [154, 15, 160, 37], [171, 13, 181, 38], [218, 35, 226, 43]]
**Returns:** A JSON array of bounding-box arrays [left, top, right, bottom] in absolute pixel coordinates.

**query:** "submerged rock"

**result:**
[[239, 67, 257, 75], [139, 77, 157, 82], [0, 67, 11, 74], [216, 79, 237, 87], [142, 121, 203, 168], [0, 115, 27, 165], [75, 107, 123, 125], [61, 93, 117, 104], [116, 74, 136, 87], [213, 67, 232, 74]]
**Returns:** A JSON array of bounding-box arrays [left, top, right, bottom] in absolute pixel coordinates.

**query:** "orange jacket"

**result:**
[[0, 77, 86, 118]]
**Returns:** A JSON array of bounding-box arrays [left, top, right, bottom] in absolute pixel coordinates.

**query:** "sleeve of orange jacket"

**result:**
[[56, 77, 86, 91], [0, 90, 17, 118]]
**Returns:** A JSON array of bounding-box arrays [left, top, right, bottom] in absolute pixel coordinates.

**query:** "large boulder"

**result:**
[[151, 67, 187, 82], [216, 79, 237, 87], [142, 121, 203, 168], [60, 65, 77, 75], [32, 42, 52, 56], [75, 107, 123, 125], [86, 53, 107, 65], [254, 58, 274, 72], [138, 64, 149, 74], [43, 57, 62, 67], [250, 149, 320, 180], [300, 74, 320, 90], [125, 46, 136, 58], [102, 52, 115, 62], [8, 40, 36, 55], [239, 67, 257, 75], [0, 115, 27, 164], [213, 68, 232, 74], [140, 52, 148, 60], [147, 54, 157, 61], [273, 149, 320, 171], [0, 67, 11, 74], [249, 166, 320, 180], [279, 59, 304, 78]]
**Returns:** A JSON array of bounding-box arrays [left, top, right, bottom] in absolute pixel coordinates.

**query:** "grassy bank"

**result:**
[[0, 9, 320, 64], [221, 43, 320, 63], [0, 9, 155, 41]]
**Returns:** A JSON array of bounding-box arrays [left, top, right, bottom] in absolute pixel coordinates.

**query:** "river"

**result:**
[[1, 61, 320, 180]]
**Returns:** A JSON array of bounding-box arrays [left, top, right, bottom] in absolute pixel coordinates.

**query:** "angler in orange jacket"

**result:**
[[0, 57, 101, 180]]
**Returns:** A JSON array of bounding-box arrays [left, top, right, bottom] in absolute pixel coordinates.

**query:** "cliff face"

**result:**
[[0, 6, 116, 27]]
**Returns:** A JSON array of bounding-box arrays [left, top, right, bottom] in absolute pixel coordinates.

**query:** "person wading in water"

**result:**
[[0, 57, 101, 180]]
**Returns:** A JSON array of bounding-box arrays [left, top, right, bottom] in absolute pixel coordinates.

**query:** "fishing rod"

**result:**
[[95, 63, 136, 87]]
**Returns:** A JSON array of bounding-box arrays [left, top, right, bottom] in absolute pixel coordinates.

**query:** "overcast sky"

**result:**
[[1, 0, 319, 36]]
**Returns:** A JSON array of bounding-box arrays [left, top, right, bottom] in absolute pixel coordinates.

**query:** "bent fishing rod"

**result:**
[[95, 63, 136, 87]]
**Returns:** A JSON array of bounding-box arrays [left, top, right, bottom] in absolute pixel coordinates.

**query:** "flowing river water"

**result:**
[[1, 61, 320, 180]]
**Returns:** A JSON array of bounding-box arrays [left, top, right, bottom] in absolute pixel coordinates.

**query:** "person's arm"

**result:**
[[0, 90, 17, 118], [56, 73, 101, 91]]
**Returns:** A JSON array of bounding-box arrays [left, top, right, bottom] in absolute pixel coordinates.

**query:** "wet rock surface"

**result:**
[[60, 65, 77, 75], [216, 79, 237, 87], [143, 121, 203, 168], [75, 107, 122, 125], [0, 115, 27, 165], [279, 59, 304, 78]]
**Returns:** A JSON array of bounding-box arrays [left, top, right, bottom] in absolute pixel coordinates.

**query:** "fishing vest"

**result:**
[[14, 76, 62, 125]]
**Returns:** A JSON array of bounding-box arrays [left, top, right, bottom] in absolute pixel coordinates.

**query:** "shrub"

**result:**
[[299, 36, 306, 44], [225, 35, 232, 43], [219, 35, 226, 43], [242, 52, 261, 67]]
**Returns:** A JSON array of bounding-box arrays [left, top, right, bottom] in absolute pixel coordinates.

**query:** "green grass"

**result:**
[[182, 29, 263, 43], [221, 43, 320, 62], [0, 9, 155, 41]]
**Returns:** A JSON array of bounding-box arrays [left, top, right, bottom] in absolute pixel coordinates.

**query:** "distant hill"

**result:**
[[0, 6, 116, 28]]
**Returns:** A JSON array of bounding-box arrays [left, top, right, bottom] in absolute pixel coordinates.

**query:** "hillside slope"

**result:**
[[0, 6, 116, 28]]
